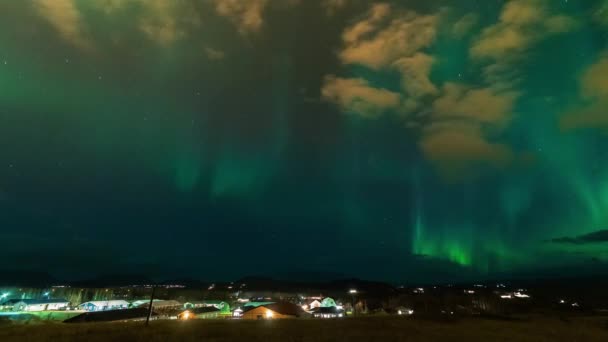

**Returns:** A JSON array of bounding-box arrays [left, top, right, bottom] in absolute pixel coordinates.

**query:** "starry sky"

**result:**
[[1, 0, 607, 283]]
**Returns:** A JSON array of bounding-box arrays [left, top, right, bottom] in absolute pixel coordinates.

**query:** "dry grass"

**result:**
[[1, 316, 607, 342]]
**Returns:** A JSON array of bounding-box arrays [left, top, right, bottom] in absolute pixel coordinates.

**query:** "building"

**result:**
[[12, 299, 69, 311], [178, 307, 221, 320], [241, 302, 308, 320], [78, 300, 129, 312], [184, 300, 230, 314], [0, 299, 22, 311], [311, 306, 345, 319], [133, 300, 182, 310]]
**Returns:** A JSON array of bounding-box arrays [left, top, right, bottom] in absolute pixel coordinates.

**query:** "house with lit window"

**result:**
[[241, 302, 308, 320]]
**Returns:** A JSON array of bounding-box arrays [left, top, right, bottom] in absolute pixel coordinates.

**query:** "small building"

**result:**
[[184, 301, 230, 314], [178, 307, 221, 320], [311, 306, 345, 319], [12, 299, 69, 312], [241, 302, 308, 320], [78, 300, 129, 312], [134, 300, 182, 310], [308, 300, 322, 310]]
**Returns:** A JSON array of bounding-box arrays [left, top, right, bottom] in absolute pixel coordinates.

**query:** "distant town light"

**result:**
[[500, 294, 512, 299], [266, 310, 273, 318], [349, 289, 357, 294], [1, 293, 9, 299], [183, 311, 191, 320], [559, 299, 566, 304], [301, 305, 308, 310]]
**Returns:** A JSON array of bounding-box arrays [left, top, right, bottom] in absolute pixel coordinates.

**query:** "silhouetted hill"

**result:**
[[0, 270, 57, 287], [70, 274, 154, 288]]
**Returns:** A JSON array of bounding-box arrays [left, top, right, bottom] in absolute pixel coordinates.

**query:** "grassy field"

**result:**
[[1, 316, 607, 341]]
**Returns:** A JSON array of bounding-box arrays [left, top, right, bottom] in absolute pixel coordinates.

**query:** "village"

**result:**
[[1, 276, 598, 325]]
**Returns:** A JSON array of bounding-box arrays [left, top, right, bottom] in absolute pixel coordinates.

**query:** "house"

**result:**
[[308, 299, 322, 310], [177, 307, 221, 320], [311, 306, 345, 319], [134, 300, 182, 310], [241, 302, 308, 320], [184, 300, 230, 314], [78, 300, 129, 312], [12, 299, 69, 311], [0, 299, 22, 311], [320, 297, 337, 308]]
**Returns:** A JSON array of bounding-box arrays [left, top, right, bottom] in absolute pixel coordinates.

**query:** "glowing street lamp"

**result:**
[[265, 310, 273, 318]]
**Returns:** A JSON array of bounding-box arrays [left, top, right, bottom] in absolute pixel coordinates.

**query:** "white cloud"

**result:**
[[321, 75, 401, 118]]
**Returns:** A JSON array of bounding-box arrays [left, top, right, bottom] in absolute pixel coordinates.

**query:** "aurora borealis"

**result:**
[[1, 0, 607, 282]]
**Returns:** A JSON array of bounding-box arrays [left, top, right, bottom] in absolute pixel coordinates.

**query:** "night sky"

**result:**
[[1, 0, 607, 283]]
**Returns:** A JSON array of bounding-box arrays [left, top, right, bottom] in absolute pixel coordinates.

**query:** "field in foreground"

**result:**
[[1, 316, 608, 342]]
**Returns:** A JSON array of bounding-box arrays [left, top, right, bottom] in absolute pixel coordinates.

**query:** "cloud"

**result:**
[[321, 75, 401, 118], [432, 83, 517, 126], [323, 0, 348, 16], [340, 4, 438, 69], [452, 13, 478, 38], [471, 0, 578, 84], [211, 0, 269, 34], [418, 83, 518, 179], [549, 230, 608, 245], [205, 47, 225, 60], [420, 122, 513, 180], [560, 54, 608, 133], [470, 0, 578, 58], [325, 3, 441, 116], [138, 0, 202, 46], [33, 0, 92, 50], [393, 53, 438, 100]]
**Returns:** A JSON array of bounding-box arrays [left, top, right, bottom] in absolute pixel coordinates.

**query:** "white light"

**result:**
[[301, 305, 308, 310], [559, 299, 565, 304], [398, 310, 402, 315], [349, 289, 357, 294], [500, 294, 512, 299], [338, 313, 343, 318], [266, 310, 273, 318], [513, 292, 530, 298], [408, 310, 414, 315], [182, 311, 191, 320]]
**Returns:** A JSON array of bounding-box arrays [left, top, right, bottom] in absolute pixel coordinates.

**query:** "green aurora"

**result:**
[[0, 0, 607, 282]]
